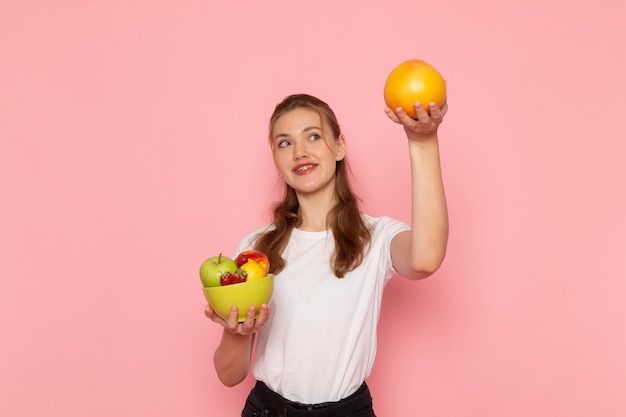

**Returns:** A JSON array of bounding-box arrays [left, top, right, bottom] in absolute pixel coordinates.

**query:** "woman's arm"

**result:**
[[386, 101, 449, 280], [205, 304, 271, 386]]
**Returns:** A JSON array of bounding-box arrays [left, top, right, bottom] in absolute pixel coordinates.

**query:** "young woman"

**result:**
[[204, 93, 449, 416]]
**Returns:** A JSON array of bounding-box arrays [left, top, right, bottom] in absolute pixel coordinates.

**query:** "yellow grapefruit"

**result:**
[[383, 59, 446, 119]]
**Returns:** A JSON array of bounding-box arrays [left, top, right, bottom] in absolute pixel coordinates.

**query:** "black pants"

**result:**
[[242, 380, 377, 417]]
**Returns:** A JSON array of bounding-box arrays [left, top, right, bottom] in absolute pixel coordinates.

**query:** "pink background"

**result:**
[[2, 1, 625, 416]]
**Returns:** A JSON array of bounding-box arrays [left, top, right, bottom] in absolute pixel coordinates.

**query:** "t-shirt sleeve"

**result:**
[[373, 216, 411, 281], [232, 225, 273, 258]]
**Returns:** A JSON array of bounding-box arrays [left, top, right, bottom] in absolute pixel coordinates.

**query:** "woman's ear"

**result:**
[[335, 134, 347, 161]]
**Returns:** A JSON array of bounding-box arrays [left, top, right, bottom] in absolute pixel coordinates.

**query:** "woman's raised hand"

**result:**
[[384, 101, 448, 142]]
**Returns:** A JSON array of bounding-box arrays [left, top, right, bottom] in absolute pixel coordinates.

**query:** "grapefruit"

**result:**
[[383, 59, 446, 119]]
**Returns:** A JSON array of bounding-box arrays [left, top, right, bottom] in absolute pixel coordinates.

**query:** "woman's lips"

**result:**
[[293, 163, 317, 175]]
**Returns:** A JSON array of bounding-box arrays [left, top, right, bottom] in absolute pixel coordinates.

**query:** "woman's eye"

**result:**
[[308, 134, 321, 141], [278, 140, 290, 148]]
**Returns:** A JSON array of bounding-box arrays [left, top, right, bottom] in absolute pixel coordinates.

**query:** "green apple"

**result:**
[[199, 254, 238, 287]]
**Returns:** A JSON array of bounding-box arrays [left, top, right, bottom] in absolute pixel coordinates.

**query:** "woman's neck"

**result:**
[[295, 189, 336, 232]]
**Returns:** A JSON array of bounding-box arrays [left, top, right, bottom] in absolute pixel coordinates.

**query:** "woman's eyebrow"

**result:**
[[274, 126, 321, 140]]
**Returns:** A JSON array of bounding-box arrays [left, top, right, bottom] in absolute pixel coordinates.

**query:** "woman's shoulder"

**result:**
[[361, 213, 410, 229], [246, 223, 275, 237], [361, 213, 411, 241], [235, 223, 275, 252]]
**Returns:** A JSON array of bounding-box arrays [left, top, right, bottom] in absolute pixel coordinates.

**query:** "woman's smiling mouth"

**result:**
[[293, 163, 317, 174]]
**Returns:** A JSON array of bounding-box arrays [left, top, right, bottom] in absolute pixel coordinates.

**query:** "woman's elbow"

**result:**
[[215, 365, 249, 387], [213, 352, 250, 387], [408, 254, 446, 280], [218, 373, 247, 387]]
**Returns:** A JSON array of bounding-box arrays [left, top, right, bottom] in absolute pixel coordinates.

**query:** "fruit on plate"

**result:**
[[200, 250, 274, 321], [383, 59, 446, 118], [200, 250, 271, 287], [199, 254, 238, 287], [235, 250, 270, 275]]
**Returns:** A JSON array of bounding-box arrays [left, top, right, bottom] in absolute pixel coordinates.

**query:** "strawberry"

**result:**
[[220, 272, 234, 286], [220, 271, 247, 286], [232, 270, 247, 284]]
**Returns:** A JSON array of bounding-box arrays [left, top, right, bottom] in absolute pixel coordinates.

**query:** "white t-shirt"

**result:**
[[234, 214, 410, 404]]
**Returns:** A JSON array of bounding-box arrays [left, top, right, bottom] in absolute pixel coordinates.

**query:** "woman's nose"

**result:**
[[293, 143, 308, 160]]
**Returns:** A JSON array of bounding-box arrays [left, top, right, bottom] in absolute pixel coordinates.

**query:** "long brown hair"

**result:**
[[253, 94, 371, 278]]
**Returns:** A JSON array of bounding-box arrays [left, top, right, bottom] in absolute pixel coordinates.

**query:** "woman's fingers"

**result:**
[[255, 304, 271, 327], [384, 107, 402, 123], [204, 304, 271, 335], [239, 306, 258, 332], [224, 306, 242, 331]]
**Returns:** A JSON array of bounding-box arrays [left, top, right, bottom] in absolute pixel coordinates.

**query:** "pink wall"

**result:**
[[2, 1, 625, 416]]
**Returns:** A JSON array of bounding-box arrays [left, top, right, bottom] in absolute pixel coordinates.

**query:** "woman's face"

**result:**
[[270, 107, 345, 197]]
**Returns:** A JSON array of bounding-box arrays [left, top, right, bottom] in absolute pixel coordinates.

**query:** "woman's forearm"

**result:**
[[213, 330, 255, 386], [407, 137, 449, 276]]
